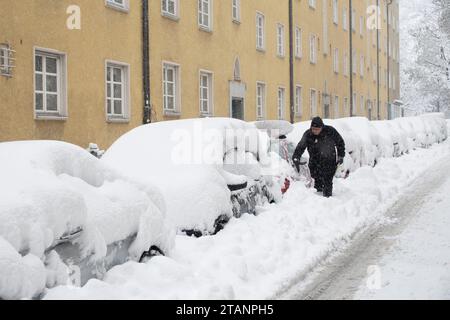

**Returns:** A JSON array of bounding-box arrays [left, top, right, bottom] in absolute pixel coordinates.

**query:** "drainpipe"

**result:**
[[376, 0, 381, 120], [387, 0, 393, 118], [142, 0, 151, 124], [349, 0, 354, 117], [289, 0, 295, 124]]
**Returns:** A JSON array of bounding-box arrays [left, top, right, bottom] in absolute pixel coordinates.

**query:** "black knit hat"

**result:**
[[311, 117, 324, 128]]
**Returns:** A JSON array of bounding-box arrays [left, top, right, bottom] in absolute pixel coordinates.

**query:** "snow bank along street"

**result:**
[[0, 114, 449, 299]]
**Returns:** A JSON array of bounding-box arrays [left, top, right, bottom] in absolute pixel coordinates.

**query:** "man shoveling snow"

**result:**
[[292, 117, 346, 197]]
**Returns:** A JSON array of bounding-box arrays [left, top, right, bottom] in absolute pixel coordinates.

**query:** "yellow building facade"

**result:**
[[0, 0, 400, 148]]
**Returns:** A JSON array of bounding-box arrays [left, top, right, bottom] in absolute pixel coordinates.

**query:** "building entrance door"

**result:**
[[231, 98, 244, 120]]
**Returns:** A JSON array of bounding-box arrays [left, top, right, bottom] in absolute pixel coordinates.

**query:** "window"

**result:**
[[106, 61, 130, 121], [256, 12, 265, 50], [163, 62, 180, 114], [232, 0, 240, 22], [199, 71, 213, 116], [0, 44, 13, 76], [277, 87, 285, 120], [295, 85, 302, 117], [295, 27, 302, 58], [333, 48, 339, 73], [360, 96, 364, 114], [162, 0, 178, 18], [360, 55, 364, 77], [352, 94, 357, 114], [352, 50, 356, 74], [333, 0, 339, 25], [256, 82, 266, 119], [344, 97, 348, 116], [277, 23, 285, 57], [334, 96, 339, 118], [343, 52, 348, 76], [373, 63, 377, 82], [359, 16, 364, 36], [309, 0, 316, 9], [351, 9, 356, 32], [310, 89, 317, 117], [309, 34, 317, 64], [34, 49, 67, 119], [106, 0, 129, 12], [343, 7, 348, 31], [198, 0, 212, 31]]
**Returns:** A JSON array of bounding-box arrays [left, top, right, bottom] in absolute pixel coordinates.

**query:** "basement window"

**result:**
[[0, 44, 14, 77]]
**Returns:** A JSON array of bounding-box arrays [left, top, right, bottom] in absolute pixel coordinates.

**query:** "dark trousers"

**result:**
[[309, 160, 337, 197]]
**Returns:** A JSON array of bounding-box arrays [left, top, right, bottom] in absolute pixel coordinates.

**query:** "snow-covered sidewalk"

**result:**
[[44, 137, 450, 300], [354, 173, 450, 299]]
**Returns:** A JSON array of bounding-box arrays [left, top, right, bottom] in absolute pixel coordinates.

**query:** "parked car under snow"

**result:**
[[0, 141, 173, 299], [102, 118, 281, 237]]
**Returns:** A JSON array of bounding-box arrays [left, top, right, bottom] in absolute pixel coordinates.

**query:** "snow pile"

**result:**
[[44, 133, 450, 300], [0, 141, 171, 299], [102, 118, 272, 234]]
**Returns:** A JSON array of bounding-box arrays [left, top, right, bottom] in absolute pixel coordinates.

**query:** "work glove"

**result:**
[[337, 156, 344, 166]]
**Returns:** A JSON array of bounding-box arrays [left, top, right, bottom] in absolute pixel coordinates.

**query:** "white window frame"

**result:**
[[333, 48, 339, 73], [360, 95, 364, 114], [333, 0, 339, 25], [359, 16, 364, 36], [360, 55, 364, 77], [344, 52, 348, 76], [0, 43, 13, 77], [232, 0, 240, 23], [309, 0, 316, 9], [334, 95, 339, 118], [352, 93, 357, 115], [295, 85, 303, 117], [161, 0, 179, 19], [256, 12, 266, 51], [309, 34, 317, 64], [105, 60, 131, 122], [34, 47, 68, 120], [295, 27, 302, 58], [344, 97, 348, 115], [277, 23, 285, 57], [351, 9, 356, 31], [256, 82, 266, 120], [198, 0, 213, 31], [352, 50, 357, 74], [310, 88, 317, 117], [343, 7, 348, 31], [105, 0, 129, 12], [277, 87, 286, 120], [162, 61, 181, 115], [199, 70, 214, 116]]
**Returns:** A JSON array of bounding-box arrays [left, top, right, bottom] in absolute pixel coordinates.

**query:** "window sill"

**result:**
[[107, 117, 130, 123], [232, 19, 241, 25], [35, 113, 68, 121], [277, 54, 286, 59], [198, 25, 213, 33], [162, 12, 180, 21], [295, 55, 302, 60], [256, 47, 266, 53], [105, 2, 129, 13], [200, 113, 214, 118], [163, 110, 181, 117]]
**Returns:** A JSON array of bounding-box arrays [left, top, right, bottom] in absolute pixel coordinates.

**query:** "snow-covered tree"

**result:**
[[401, 0, 450, 114]]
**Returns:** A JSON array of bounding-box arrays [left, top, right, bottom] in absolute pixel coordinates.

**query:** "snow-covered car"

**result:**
[[102, 118, 277, 237], [0, 141, 173, 299]]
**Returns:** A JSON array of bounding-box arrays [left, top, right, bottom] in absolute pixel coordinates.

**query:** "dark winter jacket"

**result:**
[[292, 125, 346, 169]]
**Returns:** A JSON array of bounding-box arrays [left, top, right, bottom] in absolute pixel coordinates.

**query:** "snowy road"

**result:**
[[280, 153, 450, 300]]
